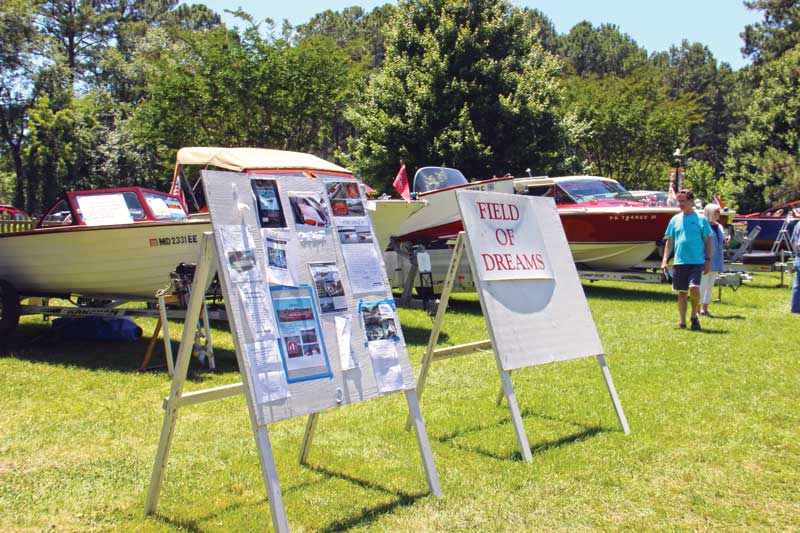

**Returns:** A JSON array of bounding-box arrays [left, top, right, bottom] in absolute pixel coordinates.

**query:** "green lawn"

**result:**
[[1, 274, 798, 531]]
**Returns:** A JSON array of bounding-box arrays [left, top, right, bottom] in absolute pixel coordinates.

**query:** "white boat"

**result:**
[[388, 167, 678, 270], [0, 187, 209, 301]]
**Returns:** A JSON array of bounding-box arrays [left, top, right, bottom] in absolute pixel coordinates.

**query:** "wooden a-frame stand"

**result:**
[[145, 233, 441, 532], [406, 232, 630, 462]]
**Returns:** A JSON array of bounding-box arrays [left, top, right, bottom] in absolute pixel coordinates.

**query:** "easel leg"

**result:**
[[498, 370, 532, 462], [406, 233, 464, 431], [256, 425, 290, 533], [596, 354, 630, 434], [145, 234, 216, 516], [298, 413, 319, 465], [495, 370, 509, 406], [404, 389, 442, 497]]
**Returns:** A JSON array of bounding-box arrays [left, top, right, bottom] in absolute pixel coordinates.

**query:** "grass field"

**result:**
[[1, 274, 799, 531]]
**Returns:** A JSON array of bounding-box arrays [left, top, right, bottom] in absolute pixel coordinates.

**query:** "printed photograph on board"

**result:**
[[270, 285, 332, 382], [228, 250, 257, 274], [289, 192, 331, 229], [217, 225, 262, 283], [251, 179, 287, 228], [330, 198, 366, 217], [325, 181, 362, 201], [309, 262, 347, 313], [360, 300, 399, 342], [326, 181, 366, 217], [263, 231, 297, 286]]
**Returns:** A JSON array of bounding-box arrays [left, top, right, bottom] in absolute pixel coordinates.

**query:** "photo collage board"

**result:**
[[202, 170, 416, 426]]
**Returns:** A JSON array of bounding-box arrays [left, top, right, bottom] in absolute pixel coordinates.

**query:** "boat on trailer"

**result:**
[[388, 167, 679, 270], [732, 200, 799, 250]]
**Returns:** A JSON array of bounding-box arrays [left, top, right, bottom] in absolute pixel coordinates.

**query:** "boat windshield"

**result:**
[[413, 167, 468, 194], [40, 199, 73, 227], [556, 179, 636, 203], [74, 191, 146, 226]]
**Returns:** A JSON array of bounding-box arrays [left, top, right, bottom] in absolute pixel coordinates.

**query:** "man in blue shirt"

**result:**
[[661, 189, 712, 330], [791, 220, 800, 313]]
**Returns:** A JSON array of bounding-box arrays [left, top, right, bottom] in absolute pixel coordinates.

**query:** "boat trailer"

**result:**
[[1, 264, 227, 374], [389, 234, 795, 309]]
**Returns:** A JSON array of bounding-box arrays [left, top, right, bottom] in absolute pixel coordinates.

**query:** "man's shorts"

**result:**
[[672, 264, 703, 292]]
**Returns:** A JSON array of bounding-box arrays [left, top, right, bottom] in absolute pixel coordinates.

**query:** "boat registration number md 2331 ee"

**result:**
[[149, 234, 199, 247]]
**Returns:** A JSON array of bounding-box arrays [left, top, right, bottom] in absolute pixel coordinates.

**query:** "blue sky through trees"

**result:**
[[198, 0, 760, 69]]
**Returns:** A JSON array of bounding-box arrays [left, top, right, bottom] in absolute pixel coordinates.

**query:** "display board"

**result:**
[[204, 170, 416, 424], [146, 169, 439, 533], [456, 190, 604, 371]]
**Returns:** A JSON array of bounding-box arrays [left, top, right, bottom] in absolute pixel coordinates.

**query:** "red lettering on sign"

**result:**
[[495, 228, 516, 246], [476, 201, 520, 221], [481, 252, 547, 273]]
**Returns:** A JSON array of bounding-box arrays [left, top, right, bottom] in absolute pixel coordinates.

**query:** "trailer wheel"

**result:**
[[0, 280, 21, 336]]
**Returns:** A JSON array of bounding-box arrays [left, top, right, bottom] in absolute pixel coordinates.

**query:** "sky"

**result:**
[[198, 1, 761, 70]]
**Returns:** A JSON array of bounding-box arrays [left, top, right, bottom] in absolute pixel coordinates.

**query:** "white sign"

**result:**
[[458, 192, 553, 281], [76, 193, 134, 226], [455, 190, 603, 370]]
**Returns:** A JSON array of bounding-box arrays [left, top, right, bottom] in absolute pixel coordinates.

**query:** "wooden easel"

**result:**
[[407, 232, 630, 462], [145, 233, 441, 532]]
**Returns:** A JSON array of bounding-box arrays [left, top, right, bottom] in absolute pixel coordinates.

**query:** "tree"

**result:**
[[294, 5, 395, 69], [520, 8, 558, 53], [742, 0, 800, 64], [664, 40, 740, 171], [562, 66, 699, 190], [722, 44, 800, 212], [347, 0, 570, 190], [35, 0, 116, 85], [130, 22, 362, 184], [559, 21, 648, 77], [683, 158, 717, 203], [0, 0, 39, 207]]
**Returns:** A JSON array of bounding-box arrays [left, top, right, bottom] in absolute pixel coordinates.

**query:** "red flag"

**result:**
[[393, 163, 411, 200]]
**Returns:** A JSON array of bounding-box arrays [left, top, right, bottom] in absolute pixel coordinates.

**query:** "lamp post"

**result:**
[[673, 148, 684, 192]]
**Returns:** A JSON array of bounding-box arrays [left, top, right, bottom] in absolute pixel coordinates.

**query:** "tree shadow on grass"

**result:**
[[1, 321, 239, 379], [299, 463, 430, 532], [432, 408, 609, 462], [398, 324, 449, 347], [582, 284, 675, 303], [443, 295, 485, 316]]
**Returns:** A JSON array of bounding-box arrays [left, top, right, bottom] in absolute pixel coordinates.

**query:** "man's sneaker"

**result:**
[[690, 316, 701, 331]]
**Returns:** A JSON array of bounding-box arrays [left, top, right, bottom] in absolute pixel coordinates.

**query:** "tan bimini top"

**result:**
[[174, 147, 350, 176]]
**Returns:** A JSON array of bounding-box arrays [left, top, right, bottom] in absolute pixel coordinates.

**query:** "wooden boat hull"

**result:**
[[0, 220, 211, 300]]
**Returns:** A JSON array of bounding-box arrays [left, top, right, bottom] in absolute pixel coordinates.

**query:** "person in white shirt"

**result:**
[[699, 204, 727, 317]]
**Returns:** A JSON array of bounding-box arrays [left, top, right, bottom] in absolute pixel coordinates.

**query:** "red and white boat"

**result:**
[[0, 187, 209, 302], [389, 167, 679, 270]]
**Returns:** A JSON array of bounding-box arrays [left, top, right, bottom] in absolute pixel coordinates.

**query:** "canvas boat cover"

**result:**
[[174, 147, 350, 175]]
